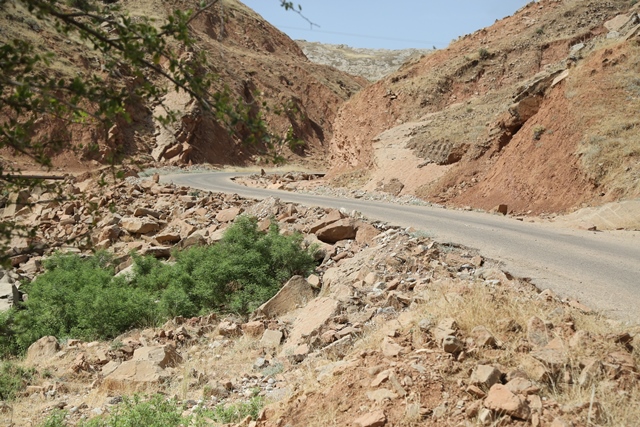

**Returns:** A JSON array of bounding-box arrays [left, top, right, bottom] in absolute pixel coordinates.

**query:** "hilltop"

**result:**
[[327, 0, 640, 215]]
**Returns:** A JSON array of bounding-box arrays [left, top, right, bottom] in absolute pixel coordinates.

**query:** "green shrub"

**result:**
[[38, 394, 265, 427], [478, 48, 490, 60], [1, 216, 316, 356], [0, 361, 35, 401], [78, 395, 185, 427], [11, 252, 155, 351], [208, 395, 264, 423]]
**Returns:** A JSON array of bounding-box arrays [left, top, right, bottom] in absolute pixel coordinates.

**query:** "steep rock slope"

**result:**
[[328, 0, 639, 214], [0, 0, 367, 171]]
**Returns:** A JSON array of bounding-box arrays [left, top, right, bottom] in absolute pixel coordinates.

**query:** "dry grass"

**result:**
[[572, 41, 640, 198]]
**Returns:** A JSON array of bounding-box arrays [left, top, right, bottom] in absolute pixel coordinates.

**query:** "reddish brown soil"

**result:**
[[327, 0, 638, 214]]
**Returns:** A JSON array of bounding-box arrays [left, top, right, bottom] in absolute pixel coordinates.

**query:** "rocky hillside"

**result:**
[[296, 41, 432, 82], [2, 172, 639, 426], [0, 0, 366, 172], [328, 0, 640, 214]]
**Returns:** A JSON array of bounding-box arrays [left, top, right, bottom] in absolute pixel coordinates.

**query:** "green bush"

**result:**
[[203, 395, 264, 423], [1, 216, 316, 356], [10, 252, 155, 352], [38, 394, 265, 427], [0, 361, 35, 401]]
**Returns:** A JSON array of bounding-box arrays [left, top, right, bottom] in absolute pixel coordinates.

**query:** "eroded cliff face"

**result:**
[[0, 0, 367, 171], [327, 0, 640, 214]]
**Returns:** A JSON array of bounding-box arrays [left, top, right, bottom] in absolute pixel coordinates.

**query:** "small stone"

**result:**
[[527, 316, 549, 348], [260, 329, 283, 348], [484, 384, 530, 420], [505, 377, 538, 395], [471, 326, 497, 348], [466, 385, 486, 399], [478, 408, 494, 425], [353, 409, 387, 427], [366, 389, 397, 403], [470, 365, 502, 389], [550, 417, 572, 427], [578, 359, 602, 387], [381, 337, 403, 357], [442, 335, 464, 354]]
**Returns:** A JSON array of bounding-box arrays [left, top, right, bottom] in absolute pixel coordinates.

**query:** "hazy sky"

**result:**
[[241, 0, 532, 50]]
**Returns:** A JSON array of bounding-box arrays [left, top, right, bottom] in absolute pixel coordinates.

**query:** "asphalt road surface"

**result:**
[[164, 172, 640, 324]]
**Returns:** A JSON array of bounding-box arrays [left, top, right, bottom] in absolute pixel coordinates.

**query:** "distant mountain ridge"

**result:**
[[296, 40, 433, 81]]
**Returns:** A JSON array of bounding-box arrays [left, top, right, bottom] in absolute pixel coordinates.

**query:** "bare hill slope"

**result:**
[[328, 0, 640, 214], [0, 0, 367, 172], [296, 41, 432, 82]]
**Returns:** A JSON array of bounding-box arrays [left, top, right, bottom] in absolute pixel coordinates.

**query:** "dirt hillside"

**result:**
[[328, 0, 640, 214], [0, 0, 367, 172], [2, 173, 639, 427]]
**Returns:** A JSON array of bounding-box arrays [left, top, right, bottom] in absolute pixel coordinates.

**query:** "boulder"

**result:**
[[104, 360, 170, 386], [256, 276, 315, 318], [218, 321, 241, 337], [132, 346, 182, 368], [242, 321, 265, 338], [355, 222, 381, 245], [260, 329, 283, 348], [279, 297, 339, 356], [308, 210, 344, 233], [315, 219, 357, 243], [216, 207, 242, 223], [470, 365, 502, 389], [121, 217, 159, 234], [26, 336, 60, 364], [433, 318, 458, 344], [484, 384, 530, 420]]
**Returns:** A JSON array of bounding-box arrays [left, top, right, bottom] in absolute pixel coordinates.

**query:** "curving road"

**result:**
[[163, 172, 640, 324]]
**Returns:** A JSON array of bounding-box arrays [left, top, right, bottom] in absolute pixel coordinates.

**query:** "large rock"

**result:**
[[132, 346, 182, 368], [484, 384, 530, 420], [104, 345, 181, 387], [433, 318, 458, 344], [256, 276, 315, 318], [104, 360, 171, 386], [261, 329, 284, 348], [216, 207, 242, 223], [355, 221, 381, 245], [279, 297, 340, 356], [315, 219, 357, 243], [121, 217, 160, 234], [26, 336, 60, 364], [309, 210, 344, 233], [470, 365, 502, 389]]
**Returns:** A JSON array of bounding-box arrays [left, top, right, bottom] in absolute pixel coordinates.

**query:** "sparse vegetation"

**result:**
[[532, 124, 546, 140], [478, 47, 490, 60], [0, 361, 35, 401], [37, 393, 266, 427], [0, 216, 316, 356]]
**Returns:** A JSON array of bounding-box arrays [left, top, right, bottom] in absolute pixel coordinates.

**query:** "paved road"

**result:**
[[164, 172, 640, 324]]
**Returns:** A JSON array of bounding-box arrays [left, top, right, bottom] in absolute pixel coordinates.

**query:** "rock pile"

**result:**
[[2, 174, 639, 427]]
